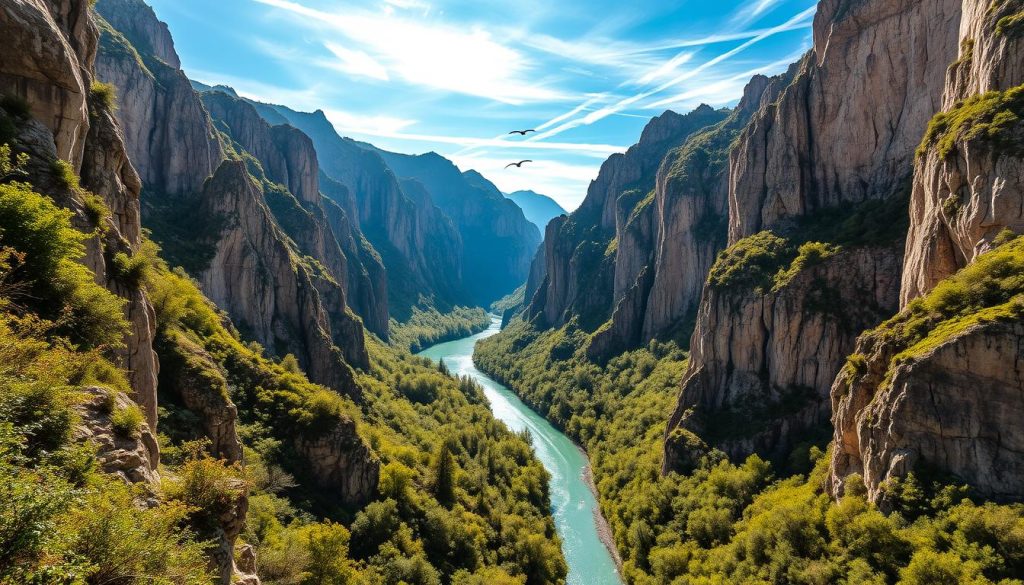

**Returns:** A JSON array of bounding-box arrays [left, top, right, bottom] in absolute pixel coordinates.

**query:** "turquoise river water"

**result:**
[[417, 316, 623, 585]]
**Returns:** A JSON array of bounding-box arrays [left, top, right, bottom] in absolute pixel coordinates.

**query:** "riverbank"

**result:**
[[417, 318, 623, 585], [581, 453, 625, 575]]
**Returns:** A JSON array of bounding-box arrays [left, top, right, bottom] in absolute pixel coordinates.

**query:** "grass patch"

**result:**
[[111, 403, 145, 438], [89, 81, 117, 111], [918, 84, 1024, 159]]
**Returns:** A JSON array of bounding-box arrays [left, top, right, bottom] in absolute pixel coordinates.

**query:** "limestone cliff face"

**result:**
[[200, 91, 372, 358], [589, 79, 776, 359], [529, 106, 729, 335], [664, 246, 902, 469], [900, 0, 1024, 305], [251, 104, 467, 320], [830, 316, 1024, 504], [829, 0, 1024, 502], [727, 0, 961, 242], [662, 0, 967, 472], [295, 421, 380, 506], [374, 151, 541, 305], [0, 0, 160, 448], [198, 160, 361, 397], [94, 0, 222, 197]]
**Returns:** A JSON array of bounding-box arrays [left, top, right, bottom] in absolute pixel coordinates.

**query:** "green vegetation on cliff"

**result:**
[[919, 84, 1024, 158]]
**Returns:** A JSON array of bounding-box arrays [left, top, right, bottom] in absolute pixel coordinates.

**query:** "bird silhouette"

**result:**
[[505, 160, 533, 169], [508, 129, 536, 136]]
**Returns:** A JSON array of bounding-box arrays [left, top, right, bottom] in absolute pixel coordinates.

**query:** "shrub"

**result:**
[[707, 231, 793, 292], [110, 403, 144, 438], [89, 81, 117, 111], [0, 181, 127, 346], [111, 251, 150, 288], [61, 479, 210, 584], [81, 192, 110, 230], [918, 84, 1024, 158], [50, 159, 80, 190]]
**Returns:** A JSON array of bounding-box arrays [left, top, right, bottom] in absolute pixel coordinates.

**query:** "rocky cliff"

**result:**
[[528, 105, 731, 342], [662, 0, 966, 471], [250, 103, 468, 320], [374, 150, 541, 305], [200, 90, 376, 354], [94, 0, 368, 394], [1, 0, 160, 452], [829, 0, 1024, 503]]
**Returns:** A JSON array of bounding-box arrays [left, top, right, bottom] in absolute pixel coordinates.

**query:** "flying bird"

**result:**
[[505, 160, 533, 169], [508, 129, 536, 136]]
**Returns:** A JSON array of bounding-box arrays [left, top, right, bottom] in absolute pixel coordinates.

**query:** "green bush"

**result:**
[[111, 250, 150, 288], [89, 81, 118, 111], [707, 230, 794, 292], [81, 192, 111, 230], [110, 403, 144, 438], [918, 84, 1024, 158]]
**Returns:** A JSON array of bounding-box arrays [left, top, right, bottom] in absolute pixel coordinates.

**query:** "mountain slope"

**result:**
[[369, 147, 542, 305], [505, 189, 567, 232]]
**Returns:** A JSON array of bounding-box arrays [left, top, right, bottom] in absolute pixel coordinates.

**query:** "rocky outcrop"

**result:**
[[664, 245, 902, 469], [830, 317, 1024, 504], [74, 386, 160, 485], [198, 160, 361, 398], [662, 0, 967, 471], [94, 0, 222, 197], [900, 0, 1024, 305], [251, 104, 467, 321], [295, 420, 380, 506], [375, 151, 541, 305], [727, 0, 961, 242], [828, 0, 1024, 502], [0, 0, 94, 167], [200, 90, 370, 360], [157, 331, 243, 463], [529, 106, 728, 333]]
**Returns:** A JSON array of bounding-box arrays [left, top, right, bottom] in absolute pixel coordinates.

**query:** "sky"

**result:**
[[147, 0, 817, 211]]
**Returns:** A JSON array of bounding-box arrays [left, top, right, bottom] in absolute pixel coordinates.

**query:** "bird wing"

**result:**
[[505, 163, 516, 168], [521, 160, 533, 164], [525, 129, 536, 133], [508, 131, 520, 135]]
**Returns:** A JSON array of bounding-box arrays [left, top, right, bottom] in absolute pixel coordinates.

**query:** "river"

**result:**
[[417, 316, 623, 585]]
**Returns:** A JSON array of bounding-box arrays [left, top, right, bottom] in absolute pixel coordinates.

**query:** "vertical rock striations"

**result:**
[[664, 0, 963, 472], [829, 0, 1024, 503], [528, 105, 730, 339]]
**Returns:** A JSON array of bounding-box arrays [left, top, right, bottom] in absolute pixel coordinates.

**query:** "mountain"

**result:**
[[365, 146, 542, 305], [505, 189, 567, 232]]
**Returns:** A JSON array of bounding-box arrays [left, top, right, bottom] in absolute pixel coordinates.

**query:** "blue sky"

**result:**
[[147, 0, 816, 210]]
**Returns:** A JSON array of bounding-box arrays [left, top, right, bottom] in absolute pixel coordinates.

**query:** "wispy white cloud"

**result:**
[[636, 51, 693, 85], [252, 0, 572, 105], [526, 5, 817, 141], [644, 51, 805, 109], [323, 118, 625, 158], [322, 109, 417, 136], [323, 42, 390, 80], [730, 0, 785, 28]]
